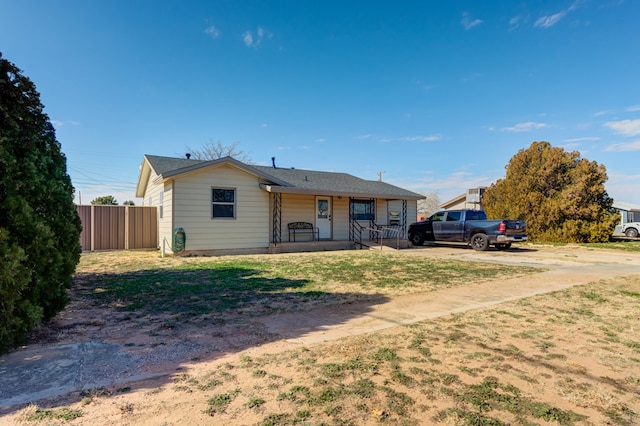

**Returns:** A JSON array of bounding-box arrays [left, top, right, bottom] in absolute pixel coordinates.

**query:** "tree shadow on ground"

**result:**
[[0, 266, 389, 414]]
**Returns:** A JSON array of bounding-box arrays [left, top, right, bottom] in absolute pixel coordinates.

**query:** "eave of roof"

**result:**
[[613, 201, 640, 211]]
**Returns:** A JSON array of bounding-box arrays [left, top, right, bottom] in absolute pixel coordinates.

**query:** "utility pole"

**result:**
[[377, 171, 385, 182]]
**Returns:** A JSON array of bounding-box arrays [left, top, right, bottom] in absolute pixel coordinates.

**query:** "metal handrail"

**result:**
[[362, 226, 402, 249]]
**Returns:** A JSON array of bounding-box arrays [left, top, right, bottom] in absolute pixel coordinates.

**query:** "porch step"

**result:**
[[357, 239, 408, 251], [368, 245, 398, 252]]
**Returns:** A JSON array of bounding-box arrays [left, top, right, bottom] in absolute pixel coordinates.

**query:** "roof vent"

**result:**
[[186, 153, 191, 159]]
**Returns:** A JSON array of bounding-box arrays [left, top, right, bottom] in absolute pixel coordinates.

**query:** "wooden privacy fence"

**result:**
[[77, 205, 158, 251]]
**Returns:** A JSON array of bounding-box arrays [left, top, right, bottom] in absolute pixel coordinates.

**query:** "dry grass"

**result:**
[[8, 250, 640, 425]]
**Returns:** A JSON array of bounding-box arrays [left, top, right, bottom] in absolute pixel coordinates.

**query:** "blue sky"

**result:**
[[2, 0, 639, 205]]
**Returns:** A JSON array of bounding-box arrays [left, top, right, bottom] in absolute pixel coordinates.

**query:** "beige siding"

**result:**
[[158, 181, 173, 252], [376, 199, 388, 224], [280, 194, 316, 225], [279, 194, 317, 242], [406, 200, 417, 226], [332, 197, 350, 240], [444, 199, 468, 210], [173, 164, 270, 250], [142, 169, 164, 250]]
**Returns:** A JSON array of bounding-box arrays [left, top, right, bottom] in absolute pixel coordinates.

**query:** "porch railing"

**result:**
[[351, 220, 365, 248], [352, 221, 403, 250]]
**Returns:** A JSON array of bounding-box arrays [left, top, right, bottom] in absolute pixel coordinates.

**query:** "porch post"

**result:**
[[272, 192, 282, 244], [402, 199, 408, 239], [368, 198, 376, 241], [349, 197, 354, 241]]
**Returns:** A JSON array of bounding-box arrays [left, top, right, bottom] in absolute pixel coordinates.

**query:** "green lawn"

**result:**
[[77, 251, 540, 321]]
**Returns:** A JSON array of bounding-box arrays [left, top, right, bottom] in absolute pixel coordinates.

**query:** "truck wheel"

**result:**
[[625, 227, 639, 238], [495, 243, 512, 250], [470, 233, 489, 251], [409, 232, 424, 246]]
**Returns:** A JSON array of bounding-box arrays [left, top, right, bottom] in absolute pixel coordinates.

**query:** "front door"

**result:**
[[316, 196, 332, 239]]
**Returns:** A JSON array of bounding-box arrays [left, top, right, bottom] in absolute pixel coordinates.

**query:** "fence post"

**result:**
[[124, 205, 129, 250], [90, 204, 95, 252]]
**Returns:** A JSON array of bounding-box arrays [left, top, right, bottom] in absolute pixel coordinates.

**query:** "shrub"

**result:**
[[0, 52, 81, 352]]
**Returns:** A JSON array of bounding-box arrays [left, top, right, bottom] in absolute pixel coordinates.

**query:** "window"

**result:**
[[350, 199, 375, 221], [431, 211, 445, 222], [317, 199, 329, 219], [446, 211, 461, 221], [389, 211, 400, 226], [466, 210, 487, 220], [212, 188, 235, 218], [159, 191, 164, 218]]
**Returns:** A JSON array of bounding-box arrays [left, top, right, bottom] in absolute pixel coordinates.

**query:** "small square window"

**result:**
[[212, 188, 235, 219]]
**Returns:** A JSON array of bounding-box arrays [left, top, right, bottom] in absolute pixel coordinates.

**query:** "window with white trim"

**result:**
[[212, 188, 235, 219], [159, 191, 164, 218]]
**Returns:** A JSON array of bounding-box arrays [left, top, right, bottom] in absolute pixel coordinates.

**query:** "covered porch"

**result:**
[[267, 191, 413, 249]]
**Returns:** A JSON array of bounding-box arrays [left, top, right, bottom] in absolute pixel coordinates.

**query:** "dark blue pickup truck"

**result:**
[[408, 209, 527, 251]]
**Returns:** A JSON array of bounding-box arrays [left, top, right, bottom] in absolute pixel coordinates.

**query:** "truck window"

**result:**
[[466, 210, 487, 220], [446, 211, 461, 221], [431, 212, 446, 222]]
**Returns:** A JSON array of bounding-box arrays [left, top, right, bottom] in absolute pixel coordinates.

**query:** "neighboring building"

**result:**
[[439, 187, 486, 211], [135, 155, 424, 254]]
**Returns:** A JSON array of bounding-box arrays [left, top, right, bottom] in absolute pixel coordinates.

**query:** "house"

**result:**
[[135, 155, 424, 254], [439, 187, 486, 211]]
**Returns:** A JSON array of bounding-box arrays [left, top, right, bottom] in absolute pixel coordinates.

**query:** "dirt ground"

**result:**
[[2, 244, 640, 425]]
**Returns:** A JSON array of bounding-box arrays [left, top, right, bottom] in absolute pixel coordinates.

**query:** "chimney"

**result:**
[[186, 153, 191, 159], [271, 157, 276, 168]]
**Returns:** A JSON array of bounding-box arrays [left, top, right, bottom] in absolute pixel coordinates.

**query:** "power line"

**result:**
[[68, 166, 137, 185]]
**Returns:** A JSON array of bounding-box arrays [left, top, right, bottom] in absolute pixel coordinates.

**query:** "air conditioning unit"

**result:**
[[466, 187, 485, 204]]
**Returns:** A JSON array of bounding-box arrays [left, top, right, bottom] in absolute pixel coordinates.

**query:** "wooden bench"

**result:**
[[288, 222, 319, 242]]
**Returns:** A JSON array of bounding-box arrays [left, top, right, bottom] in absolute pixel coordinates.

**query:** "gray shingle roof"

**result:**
[[252, 165, 423, 199], [144, 154, 208, 175], [143, 155, 424, 200]]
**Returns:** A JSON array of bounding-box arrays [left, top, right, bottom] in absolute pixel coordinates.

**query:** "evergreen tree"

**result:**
[[0, 53, 82, 352], [483, 141, 617, 243]]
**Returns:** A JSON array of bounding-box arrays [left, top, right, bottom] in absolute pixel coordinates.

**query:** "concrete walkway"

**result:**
[[2, 245, 639, 412], [262, 249, 638, 344]]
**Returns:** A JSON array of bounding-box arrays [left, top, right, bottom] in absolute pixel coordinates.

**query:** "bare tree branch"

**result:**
[[184, 140, 252, 163], [417, 192, 440, 218]]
